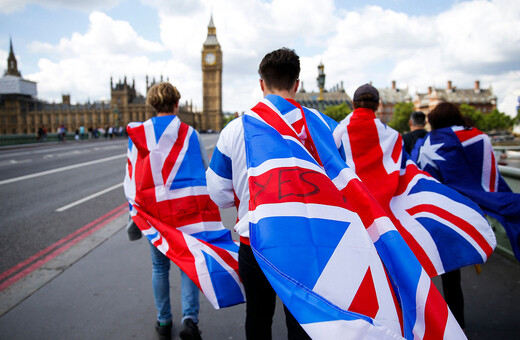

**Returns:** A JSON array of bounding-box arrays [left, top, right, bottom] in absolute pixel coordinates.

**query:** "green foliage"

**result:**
[[483, 109, 513, 131], [459, 104, 484, 128], [460, 103, 513, 132], [222, 114, 236, 128], [323, 103, 352, 122], [388, 102, 415, 133]]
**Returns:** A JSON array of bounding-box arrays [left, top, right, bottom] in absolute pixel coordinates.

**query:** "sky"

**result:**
[[1, 0, 519, 117]]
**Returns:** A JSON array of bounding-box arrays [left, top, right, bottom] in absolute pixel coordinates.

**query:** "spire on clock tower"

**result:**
[[5, 36, 22, 77], [204, 15, 219, 46]]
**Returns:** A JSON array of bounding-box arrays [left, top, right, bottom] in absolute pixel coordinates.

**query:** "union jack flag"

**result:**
[[335, 110, 496, 277], [244, 95, 466, 339], [124, 115, 245, 309], [413, 126, 520, 260]]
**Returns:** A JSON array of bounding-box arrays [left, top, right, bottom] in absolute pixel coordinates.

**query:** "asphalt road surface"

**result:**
[[0, 135, 219, 277]]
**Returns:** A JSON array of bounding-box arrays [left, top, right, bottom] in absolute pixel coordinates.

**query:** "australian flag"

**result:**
[[124, 115, 245, 309], [244, 95, 466, 339], [413, 126, 520, 261]]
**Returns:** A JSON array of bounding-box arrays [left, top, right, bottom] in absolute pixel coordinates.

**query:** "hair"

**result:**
[[353, 93, 379, 111], [410, 111, 426, 127], [146, 82, 181, 113], [258, 47, 300, 91], [428, 102, 467, 130]]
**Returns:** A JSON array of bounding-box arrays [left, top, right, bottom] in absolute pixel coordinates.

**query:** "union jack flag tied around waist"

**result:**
[[413, 126, 520, 261], [244, 95, 466, 339], [334, 110, 496, 277], [124, 115, 245, 309]]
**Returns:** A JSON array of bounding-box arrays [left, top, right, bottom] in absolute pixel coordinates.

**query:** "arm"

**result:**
[[206, 120, 240, 209]]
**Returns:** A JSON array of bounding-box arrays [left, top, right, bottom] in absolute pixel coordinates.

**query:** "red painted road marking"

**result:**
[[0, 203, 128, 291]]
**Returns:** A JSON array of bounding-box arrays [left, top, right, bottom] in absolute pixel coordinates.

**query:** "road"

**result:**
[[0, 135, 219, 280]]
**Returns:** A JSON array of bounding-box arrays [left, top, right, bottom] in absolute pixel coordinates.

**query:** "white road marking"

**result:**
[[56, 182, 124, 212], [0, 154, 126, 186], [0, 159, 32, 167]]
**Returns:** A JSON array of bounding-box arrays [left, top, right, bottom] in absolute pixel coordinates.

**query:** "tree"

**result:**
[[388, 102, 414, 133], [483, 109, 513, 131], [323, 103, 352, 122], [460, 104, 514, 132], [460, 104, 484, 129]]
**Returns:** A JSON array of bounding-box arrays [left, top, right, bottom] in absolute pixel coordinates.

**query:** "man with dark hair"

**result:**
[[258, 47, 301, 91], [402, 111, 427, 154], [351, 83, 380, 112], [206, 47, 311, 339]]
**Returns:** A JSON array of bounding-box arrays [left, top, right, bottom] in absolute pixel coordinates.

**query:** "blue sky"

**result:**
[[1, 0, 519, 116]]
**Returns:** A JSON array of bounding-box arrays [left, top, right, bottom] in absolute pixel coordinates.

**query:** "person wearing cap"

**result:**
[[333, 84, 484, 333], [402, 111, 427, 154]]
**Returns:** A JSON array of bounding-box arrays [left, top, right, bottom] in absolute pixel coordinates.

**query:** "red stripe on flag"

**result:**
[[342, 179, 389, 229], [391, 135, 402, 164], [454, 128, 481, 143], [249, 168, 346, 210], [346, 111, 399, 206], [489, 151, 497, 192], [389, 214, 438, 278], [348, 267, 379, 319], [251, 100, 323, 166], [422, 284, 449, 340], [407, 204, 494, 257], [162, 122, 189, 183]]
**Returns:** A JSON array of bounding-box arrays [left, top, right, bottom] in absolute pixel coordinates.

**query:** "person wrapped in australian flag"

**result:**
[[412, 102, 520, 261]]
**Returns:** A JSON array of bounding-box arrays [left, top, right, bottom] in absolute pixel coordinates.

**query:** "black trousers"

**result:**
[[239, 243, 311, 340], [441, 269, 465, 329]]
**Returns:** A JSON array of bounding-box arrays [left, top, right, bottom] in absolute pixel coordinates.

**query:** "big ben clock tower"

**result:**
[[201, 15, 223, 132]]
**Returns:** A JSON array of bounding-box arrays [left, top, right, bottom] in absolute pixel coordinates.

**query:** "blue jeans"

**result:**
[[149, 242, 200, 324]]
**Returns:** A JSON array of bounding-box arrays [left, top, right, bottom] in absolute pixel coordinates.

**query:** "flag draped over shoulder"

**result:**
[[124, 115, 245, 309], [334, 110, 496, 277], [244, 95, 466, 339], [413, 126, 520, 261]]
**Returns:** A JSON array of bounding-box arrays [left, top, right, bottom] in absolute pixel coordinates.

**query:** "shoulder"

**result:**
[[215, 116, 244, 155], [303, 106, 338, 131], [220, 116, 244, 141]]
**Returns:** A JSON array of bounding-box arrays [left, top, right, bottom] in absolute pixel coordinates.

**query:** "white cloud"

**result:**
[[26, 11, 168, 104], [0, 49, 7, 72], [15, 0, 520, 117]]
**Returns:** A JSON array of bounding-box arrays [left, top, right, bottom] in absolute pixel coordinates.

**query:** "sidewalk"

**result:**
[[0, 207, 519, 339]]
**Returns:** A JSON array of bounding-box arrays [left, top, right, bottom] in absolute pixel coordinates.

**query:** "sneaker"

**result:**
[[155, 320, 172, 340], [179, 318, 202, 340]]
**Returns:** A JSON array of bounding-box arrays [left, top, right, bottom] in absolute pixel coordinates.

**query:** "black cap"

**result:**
[[353, 83, 379, 102]]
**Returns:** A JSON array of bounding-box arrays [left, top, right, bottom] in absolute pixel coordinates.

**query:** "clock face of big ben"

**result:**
[[205, 52, 216, 65]]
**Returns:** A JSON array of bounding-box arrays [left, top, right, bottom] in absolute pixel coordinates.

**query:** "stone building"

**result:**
[[414, 80, 497, 114], [1, 18, 225, 135], [377, 80, 412, 123], [295, 62, 353, 112]]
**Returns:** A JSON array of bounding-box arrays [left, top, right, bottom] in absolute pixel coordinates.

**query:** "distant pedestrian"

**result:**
[[402, 111, 427, 154], [37, 126, 43, 142]]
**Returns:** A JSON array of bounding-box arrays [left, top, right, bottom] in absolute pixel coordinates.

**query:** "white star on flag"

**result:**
[[417, 136, 445, 169]]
